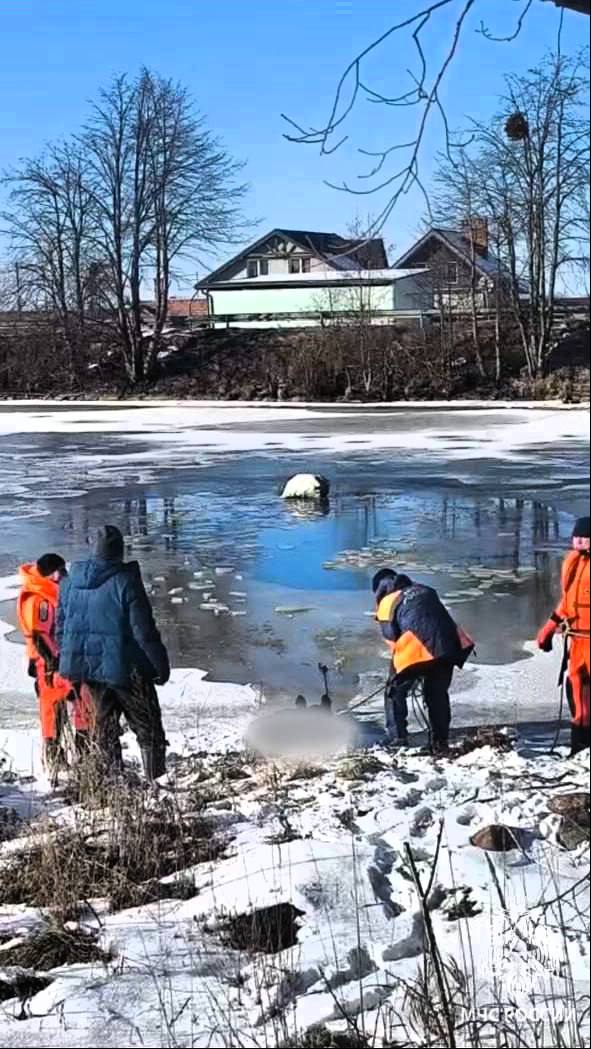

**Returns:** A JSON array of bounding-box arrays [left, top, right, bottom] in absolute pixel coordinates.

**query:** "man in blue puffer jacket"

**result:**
[[57, 525, 170, 780]]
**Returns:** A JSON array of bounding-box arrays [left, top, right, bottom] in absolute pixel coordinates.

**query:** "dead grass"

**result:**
[[0, 779, 222, 915], [453, 727, 514, 759], [0, 924, 112, 970], [337, 754, 388, 782], [286, 1030, 371, 1048], [0, 804, 21, 843]]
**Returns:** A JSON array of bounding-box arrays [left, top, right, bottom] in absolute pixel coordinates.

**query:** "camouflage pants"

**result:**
[[84, 669, 167, 780]]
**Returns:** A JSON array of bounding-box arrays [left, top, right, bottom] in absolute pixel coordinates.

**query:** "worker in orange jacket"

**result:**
[[374, 569, 475, 752], [17, 554, 92, 779], [538, 516, 591, 757]]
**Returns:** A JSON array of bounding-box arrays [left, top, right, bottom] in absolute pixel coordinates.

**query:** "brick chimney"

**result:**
[[463, 217, 489, 259]]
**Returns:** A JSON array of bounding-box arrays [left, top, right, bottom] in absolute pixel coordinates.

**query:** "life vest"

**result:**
[[18, 564, 73, 739], [556, 551, 591, 637], [17, 564, 60, 663], [376, 586, 474, 679]]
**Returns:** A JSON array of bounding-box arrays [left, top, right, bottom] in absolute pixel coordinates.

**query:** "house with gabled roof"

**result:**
[[393, 221, 514, 310], [198, 229, 431, 328]]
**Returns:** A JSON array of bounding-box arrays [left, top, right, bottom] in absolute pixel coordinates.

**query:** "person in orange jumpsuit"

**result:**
[[538, 516, 591, 757], [17, 554, 91, 779]]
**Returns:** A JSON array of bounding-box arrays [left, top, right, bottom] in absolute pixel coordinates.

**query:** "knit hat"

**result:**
[[94, 525, 125, 562], [573, 516, 591, 540]]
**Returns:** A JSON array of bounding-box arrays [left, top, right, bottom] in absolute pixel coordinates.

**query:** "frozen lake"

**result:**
[[0, 402, 588, 727]]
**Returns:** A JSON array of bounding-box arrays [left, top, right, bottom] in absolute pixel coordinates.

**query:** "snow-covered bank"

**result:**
[[2, 398, 588, 411], [0, 733, 589, 1048], [1, 574, 588, 1048]]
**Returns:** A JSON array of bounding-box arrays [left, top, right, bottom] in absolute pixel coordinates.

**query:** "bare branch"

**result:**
[[479, 0, 536, 43], [282, 0, 459, 153]]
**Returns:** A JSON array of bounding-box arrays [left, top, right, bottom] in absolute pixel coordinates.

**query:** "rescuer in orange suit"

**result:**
[[538, 516, 591, 757], [373, 569, 475, 753], [17, 554, 91, 779]]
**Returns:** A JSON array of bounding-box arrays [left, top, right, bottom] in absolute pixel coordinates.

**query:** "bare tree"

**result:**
[[1, 141, 94, 340], [284, 1, 588, 238], [82, 70, 246, 382], [433, 158, 489, 380], [0, 265, 19, 311], [145, 72, 247, 377], [434, 51, 590, 378]]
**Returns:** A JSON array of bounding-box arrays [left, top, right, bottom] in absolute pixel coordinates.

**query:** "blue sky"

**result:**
[[0, 0, 586, 289]]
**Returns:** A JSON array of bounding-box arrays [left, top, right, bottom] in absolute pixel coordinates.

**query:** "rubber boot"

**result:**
[[571, 723, 591, 758], [140, 745, 166, 782]]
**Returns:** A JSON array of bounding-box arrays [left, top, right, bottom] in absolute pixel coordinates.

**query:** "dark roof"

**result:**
[[278, 230, 389, 270], [201, 228, 389, 285], [394, 228, 507, 281]]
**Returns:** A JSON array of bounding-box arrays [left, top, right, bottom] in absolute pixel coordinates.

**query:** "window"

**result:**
[[259, 259, 269, 276], [302, 258, 312, 273], [446, 262, 459, 285], [289, 258, 302, 275], [247, 259, 258, 279]]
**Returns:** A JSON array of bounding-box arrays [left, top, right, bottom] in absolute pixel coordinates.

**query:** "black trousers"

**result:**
[[567, 679, 591, 757], [85, 669, 167, 780], [386, 662, 454, 745]]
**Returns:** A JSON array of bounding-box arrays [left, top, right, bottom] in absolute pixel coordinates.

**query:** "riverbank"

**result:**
[[0, 690, 589, 1048], [1, 397, 589, 409]]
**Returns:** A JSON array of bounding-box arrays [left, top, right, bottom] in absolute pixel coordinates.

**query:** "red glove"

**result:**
[[538, 618, 559, 653]]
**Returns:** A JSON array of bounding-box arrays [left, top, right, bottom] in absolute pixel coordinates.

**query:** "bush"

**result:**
[[0, 923, 112, 970], [0, 781, 221, 915]]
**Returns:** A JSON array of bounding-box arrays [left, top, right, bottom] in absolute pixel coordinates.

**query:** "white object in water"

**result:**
[[281, 474, 330, 500]]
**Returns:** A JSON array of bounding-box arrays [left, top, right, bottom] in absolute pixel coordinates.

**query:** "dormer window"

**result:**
[[289, 257, 312, 275], [247, 259, 258, 278], [259, 259, 269, 276]]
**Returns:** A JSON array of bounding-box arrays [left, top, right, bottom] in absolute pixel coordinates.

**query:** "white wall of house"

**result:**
[[207, 273, 430, 327]]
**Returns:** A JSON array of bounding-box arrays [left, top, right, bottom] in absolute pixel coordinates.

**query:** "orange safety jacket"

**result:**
[[555, 552, 590, 730], [553, 551, 591, 649], [17, 563, 62, 666], [376, 585, 474, 680], [17, 564, 72, 738]]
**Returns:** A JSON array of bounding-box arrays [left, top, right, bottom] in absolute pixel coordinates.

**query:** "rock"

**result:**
[[470, 825, 523, 852], [548, 793, 590, 822], [558, 820, 590, 851], [550, 794, 590, 850], [280, 474, 331, 500]]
